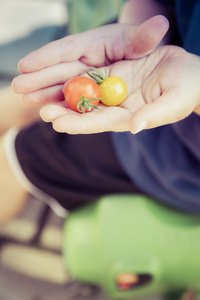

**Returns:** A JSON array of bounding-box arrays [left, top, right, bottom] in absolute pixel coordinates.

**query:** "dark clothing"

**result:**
[[156, 0, 200, 54], [15, 122, 141, 211], [112, 113, 200, 213]]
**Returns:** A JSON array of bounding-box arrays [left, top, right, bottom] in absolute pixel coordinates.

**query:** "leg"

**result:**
[[0, 87, 40, 136], [0, 134, 29, 224]]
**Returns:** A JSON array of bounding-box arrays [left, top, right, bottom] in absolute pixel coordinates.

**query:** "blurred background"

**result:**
[[0, 0, 68, 87]]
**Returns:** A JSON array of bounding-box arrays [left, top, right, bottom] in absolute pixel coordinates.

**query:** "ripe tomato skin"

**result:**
[[100, 76, 128, 106], [64, 77, 101, 113]]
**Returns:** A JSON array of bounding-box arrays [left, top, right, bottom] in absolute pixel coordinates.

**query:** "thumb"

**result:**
[[124, 15, 169, 59], [130, 91, 194, 134]]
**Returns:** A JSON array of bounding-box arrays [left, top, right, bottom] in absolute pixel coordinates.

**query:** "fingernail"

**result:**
[[134, 120, 148, 134]]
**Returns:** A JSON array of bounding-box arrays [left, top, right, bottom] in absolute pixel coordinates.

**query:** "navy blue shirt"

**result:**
[[112, 0, 200, 213], [157, 0, 200, 54]]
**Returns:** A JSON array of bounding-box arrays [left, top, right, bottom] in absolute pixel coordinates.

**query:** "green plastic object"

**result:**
[[68, 0, 126, 34], [63, 194, 200, 299]]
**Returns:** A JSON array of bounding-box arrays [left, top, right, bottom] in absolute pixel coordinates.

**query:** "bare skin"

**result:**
[[12, 16, 172, 134], [0, 87, 40, 136], [12, 18, 200, 134], [0, 134, 28, 224]]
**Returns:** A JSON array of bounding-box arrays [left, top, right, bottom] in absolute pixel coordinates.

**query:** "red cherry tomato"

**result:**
[[64, 77, 101, 113]]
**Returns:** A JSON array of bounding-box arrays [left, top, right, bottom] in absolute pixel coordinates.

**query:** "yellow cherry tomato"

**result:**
[[100, 76, 128, 106], [86, 67, 128, 106]]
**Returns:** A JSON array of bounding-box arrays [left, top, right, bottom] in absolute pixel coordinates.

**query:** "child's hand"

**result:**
[[39, 45, 200, 134], [14, 15, 200, 135], [12, 15, 168, 106]]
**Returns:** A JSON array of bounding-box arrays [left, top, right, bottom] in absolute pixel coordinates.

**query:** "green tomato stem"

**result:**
[[77, 95, 101, 114], [86, 66, 108, 85]]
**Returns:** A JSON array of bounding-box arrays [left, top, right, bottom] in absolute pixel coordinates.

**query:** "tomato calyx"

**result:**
[[86, 67, 108, 84], [77, 95, 101, 113]]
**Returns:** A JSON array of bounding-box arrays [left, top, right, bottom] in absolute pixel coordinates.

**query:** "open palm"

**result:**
[[37, 45, 200, 134], [12, 16, 200, 134]]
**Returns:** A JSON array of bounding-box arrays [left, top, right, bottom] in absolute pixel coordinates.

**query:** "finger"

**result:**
[[124, 15, 169, 59], [130, 91, 194, 134], [12, 61, 86, 94], [42, 106, 132, 134], [18, 16, 169, 74], [21, 85, 64, 106], [18, 32, 90, 73], [40, 102, 76, 122]]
